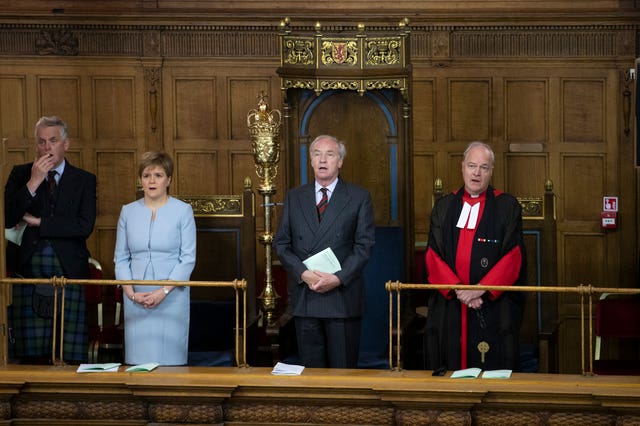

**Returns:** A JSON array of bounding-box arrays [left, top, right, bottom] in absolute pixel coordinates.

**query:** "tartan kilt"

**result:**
[[8, 246, 88, 362]]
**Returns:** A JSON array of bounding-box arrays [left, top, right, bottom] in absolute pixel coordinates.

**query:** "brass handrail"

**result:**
[[385, 282, 640, 374], [0, 277, 248, 367]]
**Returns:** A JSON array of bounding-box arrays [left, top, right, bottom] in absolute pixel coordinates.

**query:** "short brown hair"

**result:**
[[138, 151, 174, 178]]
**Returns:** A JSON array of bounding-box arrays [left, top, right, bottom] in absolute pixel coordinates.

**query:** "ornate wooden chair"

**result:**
[[86, 257, 124, 363], [593, 293, 640, 375], [176, 179, 257, 366]]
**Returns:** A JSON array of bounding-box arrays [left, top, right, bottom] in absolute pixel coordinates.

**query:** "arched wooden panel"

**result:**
[[299, 90, 399, 225]]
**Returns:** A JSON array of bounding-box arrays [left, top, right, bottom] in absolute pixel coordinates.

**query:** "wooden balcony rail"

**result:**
[[385, 282, 640, 374], [0, 277, 247, 367]]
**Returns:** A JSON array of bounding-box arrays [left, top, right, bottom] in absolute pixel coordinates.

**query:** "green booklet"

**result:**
[[77, 363, 121, 373], [125, 362, 160, 372], [481, 369, 512, 379], [450, 367, 481, 379]]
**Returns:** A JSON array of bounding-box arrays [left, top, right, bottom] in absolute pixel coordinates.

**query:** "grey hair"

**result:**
[[34, 116, 68, 141], [309, 135, 347, 160], [463, 141, 495, 167]]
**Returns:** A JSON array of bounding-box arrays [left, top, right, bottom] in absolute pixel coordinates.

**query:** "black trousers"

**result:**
[[294, 316, 361, 368]]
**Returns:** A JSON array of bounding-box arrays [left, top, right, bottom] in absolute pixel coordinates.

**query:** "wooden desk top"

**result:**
[[0, 365, 637, 424]]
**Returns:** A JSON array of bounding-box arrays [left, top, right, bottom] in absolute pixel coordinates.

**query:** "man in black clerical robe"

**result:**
[[423, 141, 527, 372]]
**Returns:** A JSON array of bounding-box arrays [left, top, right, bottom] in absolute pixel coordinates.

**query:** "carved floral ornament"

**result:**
[[178, 195, 243, 217], [36, 29, 79, 55], [278, 18, 411, 97], [518, 197, 544, 220]]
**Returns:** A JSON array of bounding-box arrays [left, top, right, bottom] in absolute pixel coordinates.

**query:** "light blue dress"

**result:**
[[114, 196, 196, 366]]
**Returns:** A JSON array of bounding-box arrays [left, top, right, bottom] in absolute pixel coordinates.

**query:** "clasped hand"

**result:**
[[456, 288, 485, 310], [134, 289, 166, 309], [302, 269, 340, 293]]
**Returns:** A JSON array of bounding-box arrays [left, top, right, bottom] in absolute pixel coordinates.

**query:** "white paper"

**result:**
[[5, 222, 27, 245], [302, 247, 342, 274], [125, 362, 159, 372], [481, 369, 512, 379], [271, 362, 305, 376], [77, 363, 121, 373], [450, 367, 481, 379]]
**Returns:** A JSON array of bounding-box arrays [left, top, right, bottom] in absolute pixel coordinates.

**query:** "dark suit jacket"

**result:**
[[274, 178, 375, 318], [4, 160, 97, 279]]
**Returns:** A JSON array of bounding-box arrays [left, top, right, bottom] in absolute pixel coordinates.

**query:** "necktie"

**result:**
[[47, 170, 57, 194], [317, 188, 328, 222]]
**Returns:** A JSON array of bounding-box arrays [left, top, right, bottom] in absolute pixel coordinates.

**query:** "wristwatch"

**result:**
[[163, 287, 170, 295]]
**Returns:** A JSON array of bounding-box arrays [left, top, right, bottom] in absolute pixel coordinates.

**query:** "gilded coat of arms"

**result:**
[[321, 40, 357, 66]]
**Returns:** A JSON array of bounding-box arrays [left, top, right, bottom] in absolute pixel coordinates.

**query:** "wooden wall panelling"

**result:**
[[505, 79, 548, 145], [38, 76, 81, 132], [95, 150, 139, 278], [228, 77, 272, 141], [505, 154, 548, 197], [411, 79, 436, 244], [90, 65, 148, 271], [0, 76, 27, 139], [445, 152, 464, 193], [412, 79, 435, 147], [92, 77, 137, 141], [305, 91, 395, 226], [175, 150, 219, 195], [449, 78, 491, 144], [163, 64, 224, 195], [412, 153, 436, 244]]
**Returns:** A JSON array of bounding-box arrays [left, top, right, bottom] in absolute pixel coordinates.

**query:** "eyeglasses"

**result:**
[[465, 162, 492, 174]]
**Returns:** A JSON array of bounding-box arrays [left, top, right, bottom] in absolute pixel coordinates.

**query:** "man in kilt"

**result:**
[[4, 116, 96, 364]]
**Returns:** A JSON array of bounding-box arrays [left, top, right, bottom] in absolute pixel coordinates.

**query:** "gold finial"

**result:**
[[315, 21, 322, 32], [280, 17, 291, 33], [434, 177, 443, 192], [357, 23, 365, 32]]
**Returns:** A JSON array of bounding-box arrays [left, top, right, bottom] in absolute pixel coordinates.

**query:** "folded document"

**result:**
[[125, 362, 159, 372], [450, 367, 481, 379], [303, 247, 341, 274], [271, 362, 304, 376], [450, 368, 512, 379], [5, 222, 27, 246]]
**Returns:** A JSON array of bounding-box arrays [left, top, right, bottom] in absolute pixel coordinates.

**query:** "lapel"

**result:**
[[315, 179, 349, 233], [299, 183, 320, 231], [298, 179, 351, 251]]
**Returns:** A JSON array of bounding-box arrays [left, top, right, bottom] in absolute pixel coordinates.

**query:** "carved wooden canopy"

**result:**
[[277, 18, 411, 99]]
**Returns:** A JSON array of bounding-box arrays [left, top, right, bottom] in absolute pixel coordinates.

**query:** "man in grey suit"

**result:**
[[274, 135, 375, 368]]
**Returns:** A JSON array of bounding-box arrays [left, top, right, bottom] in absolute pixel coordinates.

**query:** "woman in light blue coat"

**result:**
[[114, 151, 196, 366]]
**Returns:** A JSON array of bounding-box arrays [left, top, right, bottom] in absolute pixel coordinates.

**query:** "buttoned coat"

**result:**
[[4, 161, 96, 279], [274, 178, 375, 318]]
